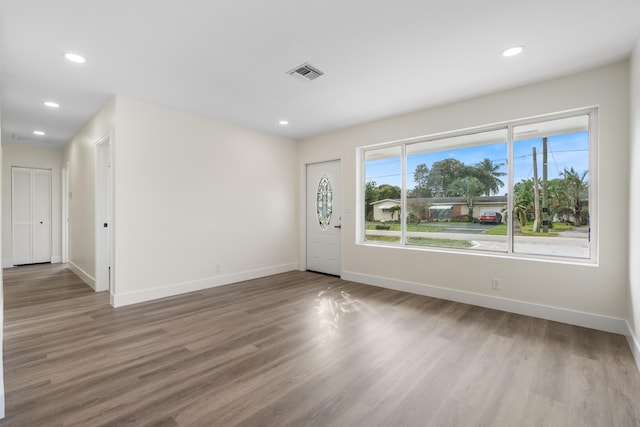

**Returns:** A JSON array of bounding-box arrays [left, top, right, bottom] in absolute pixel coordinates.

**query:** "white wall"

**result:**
[[63, 99, 116, 287], [1, 143, 63, 267], [0, 143, 5, 418], [111, 97, 298, 305], [299, 61, 630, 333], [628, 40, 640, 364]]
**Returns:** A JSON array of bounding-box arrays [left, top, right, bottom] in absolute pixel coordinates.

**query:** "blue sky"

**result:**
[[365, 131, 589, 192]]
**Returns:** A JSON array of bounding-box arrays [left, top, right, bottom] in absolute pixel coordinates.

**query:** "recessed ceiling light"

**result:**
[[502, 46, 524, 57], [63, 52, 86, 63], [44, 101, 60, 108], [279, 120, 289, 126], [33, 130, 46, 136]]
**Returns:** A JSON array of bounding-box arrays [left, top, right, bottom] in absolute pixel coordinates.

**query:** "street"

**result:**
[[366, 226, 590, 259]]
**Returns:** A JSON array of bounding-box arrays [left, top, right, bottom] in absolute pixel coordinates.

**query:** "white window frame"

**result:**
[[358, 106, 598, 265]]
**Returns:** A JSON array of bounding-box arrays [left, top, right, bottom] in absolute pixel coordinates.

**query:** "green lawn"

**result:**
[[366, 220, 576, 238], [482, 222, 575, 237], [365, 234, 473, 248], [366, 222, 447, 232], [407, 237, 473, 248], [364, 235, 401, 243]]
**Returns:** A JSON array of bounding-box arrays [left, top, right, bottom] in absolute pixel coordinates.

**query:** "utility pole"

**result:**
[[532, 147, 540, 232], [542, 137, 549, 233]]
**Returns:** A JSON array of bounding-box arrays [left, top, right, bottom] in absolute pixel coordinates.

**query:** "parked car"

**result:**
[[480, 211, 502, 224]]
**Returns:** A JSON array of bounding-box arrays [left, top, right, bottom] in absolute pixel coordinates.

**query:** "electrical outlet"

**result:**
[[491, 278, 501, 290], [216, 264, 222, 273]]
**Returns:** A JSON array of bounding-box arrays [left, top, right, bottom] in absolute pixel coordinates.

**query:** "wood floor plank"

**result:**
[[2, 263, 640, 426]]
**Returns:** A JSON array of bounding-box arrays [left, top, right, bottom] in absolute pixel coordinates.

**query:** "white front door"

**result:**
[[306, 160, 341, 276], [11, 167, 52, 265]]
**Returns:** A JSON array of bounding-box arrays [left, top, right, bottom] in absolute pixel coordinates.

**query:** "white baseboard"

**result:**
[[626, 321, 640, 371], [0, 362, 4, 419], [68, 262, 96, 290], [112, 263, 298, 307], [0, 337, 4, 418], [3, 257, 62, 268], [342, 271, 628, 335]]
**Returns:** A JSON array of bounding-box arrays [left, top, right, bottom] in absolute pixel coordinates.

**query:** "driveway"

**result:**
[[434, 222, 497, 234]]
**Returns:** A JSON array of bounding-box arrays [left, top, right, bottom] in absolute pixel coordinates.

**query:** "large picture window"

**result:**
[[361, 108, 596, 262]]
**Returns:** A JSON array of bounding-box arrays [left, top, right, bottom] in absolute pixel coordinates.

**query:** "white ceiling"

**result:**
[[1, 0, 639, 147]]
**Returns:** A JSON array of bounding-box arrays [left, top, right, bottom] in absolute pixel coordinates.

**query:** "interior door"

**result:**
[[306, 160, 341, 276], [11, 167, 52, 265], [11, 168, 32, 265], [32, 169, 52, 263]]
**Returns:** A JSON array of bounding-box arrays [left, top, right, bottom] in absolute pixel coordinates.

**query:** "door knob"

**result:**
[[334, 225, 342, 229]]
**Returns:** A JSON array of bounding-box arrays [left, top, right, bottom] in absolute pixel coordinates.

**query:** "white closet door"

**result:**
[[32, 169, 52, 263], [11, 168, 33, 265], [11, 167, 52, 265]]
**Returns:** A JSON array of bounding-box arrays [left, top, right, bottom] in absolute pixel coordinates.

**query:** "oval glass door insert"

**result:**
[[316, 175, 333, 231]]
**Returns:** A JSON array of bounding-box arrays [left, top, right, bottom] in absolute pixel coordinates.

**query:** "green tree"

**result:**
[[473, 158, 506, 196], [365, 181, 379, 220], [448, 176, 484, 222], [561, 167, 588, 226], [546, 179, 569, 226], [377, 184, 401, 200], [428, 158, 468, 197], [412, 164, 432, 197], [514, 178, 537, 221]]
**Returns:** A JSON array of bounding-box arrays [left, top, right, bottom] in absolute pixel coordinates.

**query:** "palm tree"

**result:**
[[546, 179, 569, 225], [473, 158, 506, 196], [514, 178, 536, 221], [448, 176, 484, 222], [561, 167, 588, 226]]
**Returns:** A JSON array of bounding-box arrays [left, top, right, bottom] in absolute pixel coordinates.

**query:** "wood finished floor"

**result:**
[[2, 263, 640, 426]]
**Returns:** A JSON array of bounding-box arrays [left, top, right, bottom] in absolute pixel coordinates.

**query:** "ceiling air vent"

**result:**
[[287, 62, 324, 81]]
